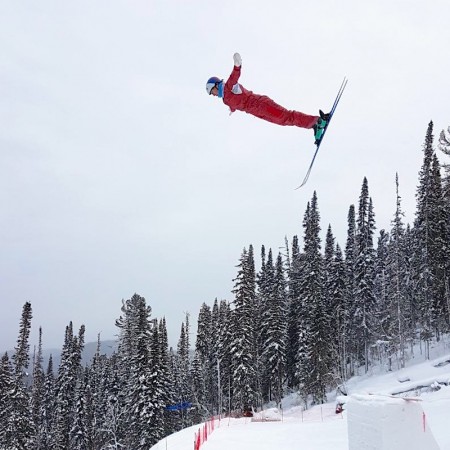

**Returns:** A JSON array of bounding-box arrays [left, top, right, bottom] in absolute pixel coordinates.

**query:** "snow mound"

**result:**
[[347, 394, 440, 450]]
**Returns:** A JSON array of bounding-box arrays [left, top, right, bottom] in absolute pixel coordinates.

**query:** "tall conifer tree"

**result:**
[[296, 193, 329, 404], [286, 236, 302, 388], [31, 327, 46, 449], [413, 122, 449, 354], [354, 178, 376, 372], [344, 205, 358, 375], [9, 302, 34, 449], [0, 353, 13, 446], [230, 245, 258, 411]]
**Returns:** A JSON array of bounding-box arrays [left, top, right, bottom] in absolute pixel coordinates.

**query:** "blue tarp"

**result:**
[[165, 401, 193, 411]]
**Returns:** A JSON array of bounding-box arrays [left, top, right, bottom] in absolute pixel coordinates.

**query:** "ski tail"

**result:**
[[295, 77, 347, 189]]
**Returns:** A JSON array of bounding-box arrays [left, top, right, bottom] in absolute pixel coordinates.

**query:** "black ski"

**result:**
[[295, 77, 347, 189]]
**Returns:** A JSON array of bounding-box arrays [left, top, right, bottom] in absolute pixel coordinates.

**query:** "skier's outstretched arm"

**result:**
[[225, 53, 242, 90]]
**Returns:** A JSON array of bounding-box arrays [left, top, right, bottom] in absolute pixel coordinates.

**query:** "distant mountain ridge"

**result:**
[[2, 339, 118, 371]]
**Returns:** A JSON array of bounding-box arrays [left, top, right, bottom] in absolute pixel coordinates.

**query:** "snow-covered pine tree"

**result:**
[[323, 225, 336, 326], [0, 353, 13, 447], [402, 224, 417, 340], [438, 125, 450, 201], [413, 122, 436, 356], [230, 245, 258, 412], [168, 348, 183, 431], [286, 236, 303, 389], [12, 302, 32, 378], [439, 127, 450, 330], [190, 350, 206, 423], [413, 122, 449, 354], [115, 295, 146, 445], [323, 226, 338, 354], [438, 126, 450, 332], [210, 299, 221, 414], [331, 243, 348, 382], [159, 318, 177, 436], [262, 252, 287, 406], [8, 302, 34, 449], [295, 202, 312, 404], [86, 336, 109, 449], [31, 327, 46, 450], [193, 303, 214, 416], [148, 321, 166, 444], [172, 314, 193, 428], [429, 154, 450, 332], [53, 322, 86, 449], [116, 293, 160, 449], [217, 299, 232, 415], [257, 246, 275, 403], [86, 363, 98, 448], [373, 229, 391, 365], [102, 353, 127, 450], [42, 355, 55, 448], [69, 369, 90, 450], [354, 178, 377, 373], [384, 174, 410, 369], [344, 205, 358, 376], [298, 192, 330, 404], [323, 227, 348, 383]]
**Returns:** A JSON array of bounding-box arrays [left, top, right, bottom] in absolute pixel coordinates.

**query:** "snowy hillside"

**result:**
[[151, 345, 450, 450]]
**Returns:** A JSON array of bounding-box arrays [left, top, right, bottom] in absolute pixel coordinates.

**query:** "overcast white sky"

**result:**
[[1, 0, 449, 351]]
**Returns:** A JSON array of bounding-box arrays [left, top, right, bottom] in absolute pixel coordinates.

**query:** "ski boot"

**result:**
[[312, 110, 331, 145]]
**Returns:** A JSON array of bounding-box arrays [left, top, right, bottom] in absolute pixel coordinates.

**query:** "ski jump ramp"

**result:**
[[347, 394, 439, 450]]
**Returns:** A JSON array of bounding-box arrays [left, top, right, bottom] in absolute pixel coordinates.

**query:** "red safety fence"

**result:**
[[194, 416, 219, 450]]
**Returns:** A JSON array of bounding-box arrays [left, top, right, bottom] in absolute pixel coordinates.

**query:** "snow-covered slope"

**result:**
[[151, 344, 450, 450]]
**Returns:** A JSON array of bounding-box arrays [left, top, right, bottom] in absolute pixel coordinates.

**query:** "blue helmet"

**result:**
[[206, 76, 222, 95]]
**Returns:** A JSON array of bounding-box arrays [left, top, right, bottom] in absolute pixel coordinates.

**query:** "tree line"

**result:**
[[1, 121, 449, 449]]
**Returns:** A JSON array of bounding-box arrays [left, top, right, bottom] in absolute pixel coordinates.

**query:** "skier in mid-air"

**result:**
[[206, 53, 330, 143]]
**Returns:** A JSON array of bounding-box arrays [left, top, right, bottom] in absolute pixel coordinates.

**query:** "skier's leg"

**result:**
[[245, 94, 318, 129]]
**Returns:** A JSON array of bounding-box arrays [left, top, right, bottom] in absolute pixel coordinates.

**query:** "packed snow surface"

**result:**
[[152, 347, 450, 450]]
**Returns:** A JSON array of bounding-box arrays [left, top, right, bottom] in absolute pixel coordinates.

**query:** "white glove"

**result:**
[[233, 52, 242, 67]]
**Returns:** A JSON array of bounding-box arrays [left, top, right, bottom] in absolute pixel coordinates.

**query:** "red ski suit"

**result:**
[[222, 65, 318, 129]]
